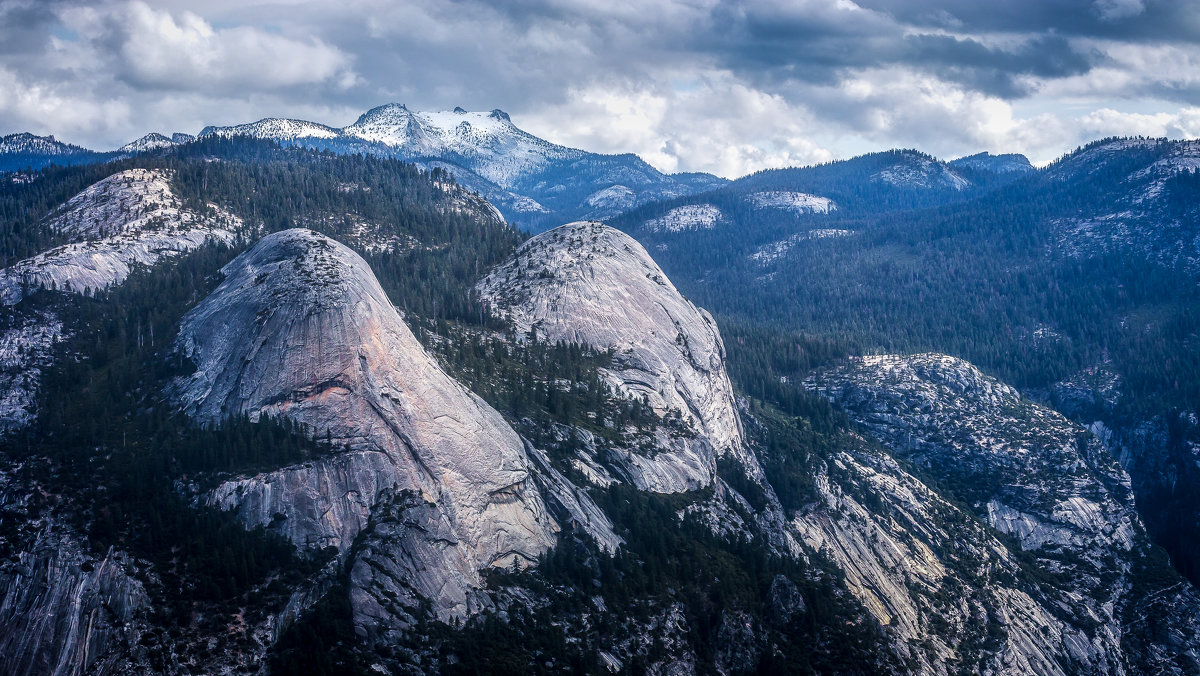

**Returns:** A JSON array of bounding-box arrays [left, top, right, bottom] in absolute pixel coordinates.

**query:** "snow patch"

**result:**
[[644, 204, 723, 233], [746, 191, 835, 214], [749, 229, 855, 264]]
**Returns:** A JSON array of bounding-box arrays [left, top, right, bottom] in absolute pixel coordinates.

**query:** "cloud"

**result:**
[[0, 67, 132, 139], [1078, 107, 1200, 139], [1095, 0, 1146, 22], [520, 74, 835, 178], [58, 2, 356, 93], [0, 0, 1197, 173]]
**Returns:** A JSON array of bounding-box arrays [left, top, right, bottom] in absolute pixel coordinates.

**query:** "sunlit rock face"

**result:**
[[478, 221, 754, 493], [0, 168, 241, 306], [172, 228, 556, 621], [0, 169, 241, 436]]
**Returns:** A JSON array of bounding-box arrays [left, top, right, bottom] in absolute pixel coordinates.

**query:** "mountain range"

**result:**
[[0, 110, 1198, 675], [1, 105, 727, 229]]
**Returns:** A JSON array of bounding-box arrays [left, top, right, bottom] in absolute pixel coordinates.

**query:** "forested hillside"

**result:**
[[611, 136, 1200, 585]]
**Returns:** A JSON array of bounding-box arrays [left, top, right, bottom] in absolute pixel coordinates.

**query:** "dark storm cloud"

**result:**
[[905, 34, 1096, 97], [857, 0, 1200, 41], [0, 2, 59, 55]]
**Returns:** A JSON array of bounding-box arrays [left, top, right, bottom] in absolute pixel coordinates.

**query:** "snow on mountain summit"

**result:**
[[341, 104, 583, 187], [199, 117, 341, 141], [118, 133, 182, 153], [90, 103, 727, 228]]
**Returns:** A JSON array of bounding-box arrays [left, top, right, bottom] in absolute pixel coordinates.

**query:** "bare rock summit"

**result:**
[[171, 228, 557, 622], [478, 221, 752, 492]]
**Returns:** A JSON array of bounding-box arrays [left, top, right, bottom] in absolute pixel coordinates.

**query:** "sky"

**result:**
[[1, 0, 1199, 178]]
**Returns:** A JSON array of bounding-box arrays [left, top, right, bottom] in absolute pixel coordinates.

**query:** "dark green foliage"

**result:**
[[166, 137, 525, 322], [416, 319, 674, 450], [0, 139, 529, 666], [2, 136, 524, 322], [270, 580, 368, 676], [610, 138, 1200, 583], [0, 249, 329, 667], [401, 485, 897, 675]]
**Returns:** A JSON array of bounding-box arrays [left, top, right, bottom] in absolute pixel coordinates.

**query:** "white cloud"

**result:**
[[1094, 0, 1146, 21], [1078, 107, 1200, 139], [520, 74, 834, 178], [0, 67, 132, 140], [1, 0, 1198, 173], [58, 1, 356, 92], [1039, 41, 1200, 103], [796, 68, 1070, 163]]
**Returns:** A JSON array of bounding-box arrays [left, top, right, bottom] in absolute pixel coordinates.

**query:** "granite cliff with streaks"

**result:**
[[171, 228, 558, 623]]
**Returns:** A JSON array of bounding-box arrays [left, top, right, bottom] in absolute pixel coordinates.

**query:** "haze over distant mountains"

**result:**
[[2, 105, 734, 230], [0, 104, 1049, 231]]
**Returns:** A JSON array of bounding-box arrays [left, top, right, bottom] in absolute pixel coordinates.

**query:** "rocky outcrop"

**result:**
[[802, 353, 1200, 675], [0, 169, 242, 306], [0, 530, 149, 676], [0, 463, 150, 676], [791, 445, 1084, 675], [478, 221, 752, 492], [807, 355, 1138, 570], [0, 169, 241, 436], [0, 310, 63, 435], [171, 228, 557, 622]]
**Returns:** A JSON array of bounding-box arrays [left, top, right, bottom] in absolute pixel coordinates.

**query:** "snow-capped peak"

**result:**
[[118, 133, 178, 153], [343, 104, 516, 145], [199, 117, 341, 141], [0, 133, 87, 156], [342, 104, 581, 187]]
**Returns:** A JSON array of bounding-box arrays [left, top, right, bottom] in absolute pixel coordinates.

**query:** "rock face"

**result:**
[[0, 169, 242, 306], [477, 221, 750, 492], [643, 204, 724, 233], [802, 353, 1200, 675], [744, 191, 836, 214], [808, 355, 1139, 558], [790, 445, 1084, 675], [0, 311, 63, 434], [171, 228, 557, 621], [873, 150, 971, 190], [948, 152, 1034, 174], [0, 169, 240, 436], [0, 463, 150, 676], [0, 530, 149, 676]]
